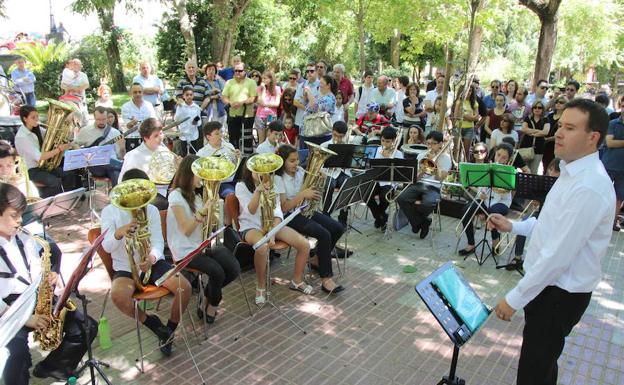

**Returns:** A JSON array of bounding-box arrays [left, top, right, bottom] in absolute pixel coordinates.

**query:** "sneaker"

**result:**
[[155, 325, 174, 357], [613, 222, 621, 232]]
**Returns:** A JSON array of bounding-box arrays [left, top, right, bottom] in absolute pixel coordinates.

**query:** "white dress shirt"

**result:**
[[375, 147, 404, 187], [101, 203, 164, 272], [118, 143, 169, 196], [506, 152, 615, 310], [275, 168, 305, 201], [0, 234, 42, 306], [133, 74, 164, 106], [167, 189, 202, 262], [14, 125, 45, 169], [256, 139, 278, 154], [174, 103, 202, 141], [74, 124, 124, 159], [235, 182, 283, 232], [197, 141, 237, 183], [120, 100, 156, 139]]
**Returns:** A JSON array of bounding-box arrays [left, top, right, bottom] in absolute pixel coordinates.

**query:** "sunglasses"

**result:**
[[234, 70, 244, 73], [306, 69, 315, 73], [289, 77, 296, 80], [555, 100, 566, 104], [252, 75, 260, 78], [473, 149, 487, 154], [533, 106, 544, 110], [539, 86, 547, 90], [491, 85, 499, 88]]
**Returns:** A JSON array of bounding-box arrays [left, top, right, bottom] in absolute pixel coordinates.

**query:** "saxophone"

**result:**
[[300, 141, 337, 218], [246, 153, 283, 234], [24, 228, 76, 351], [109, 178, 158, 291]]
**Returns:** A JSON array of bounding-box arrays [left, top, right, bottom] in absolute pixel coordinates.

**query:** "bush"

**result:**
[[34, 59, 66, 98]]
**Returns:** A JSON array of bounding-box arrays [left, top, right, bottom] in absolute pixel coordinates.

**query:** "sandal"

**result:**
[[255, 288, 266, 306], [289, 280, 314, 295]]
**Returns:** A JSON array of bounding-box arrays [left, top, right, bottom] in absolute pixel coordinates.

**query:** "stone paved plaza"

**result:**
[[29, 194, 624, 385]]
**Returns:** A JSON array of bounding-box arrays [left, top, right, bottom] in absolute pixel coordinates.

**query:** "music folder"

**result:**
[[64, 145, 114, 171]]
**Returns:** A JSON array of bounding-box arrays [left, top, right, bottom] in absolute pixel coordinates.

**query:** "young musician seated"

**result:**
[[14, 105, 79, 198], [74, 106, 125, 186], [255, 120, 284, 154], [458, 143, 514, 256], [499, 136, 531, 174], [367, 127, 403, 230], [118, 118, 169, 210], [321, 121, 350, 226], [167, 155, 241, 323], [508, 158, 561, 270], [174, 86, 203, 155], [197, 121, 240, 198], [397, 130, 451, 239], [0, 184, 97, 384], [235, 160, 312, 305], [102, 168, 191, 356], [120, 82, 157, 152], [275, 144, 345, 294], [354, 102, 389, 141]]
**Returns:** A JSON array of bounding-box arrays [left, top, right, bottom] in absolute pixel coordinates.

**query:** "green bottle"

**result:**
[[98, 316, 113, 350], [67, 376, 77, 385]]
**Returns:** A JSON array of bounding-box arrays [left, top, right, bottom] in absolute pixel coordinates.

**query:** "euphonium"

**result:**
[[148, 148, 181, 185], [191, 156, 237, 240], [418, 140, 452, 178], [300, 141, 337, 218], [110, 178, 158, 291], [246, 153, 283, 234], [24, 227, 76, 350], [38, 99, 77, 171]]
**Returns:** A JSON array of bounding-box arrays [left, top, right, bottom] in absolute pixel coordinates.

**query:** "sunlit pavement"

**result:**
[[30, 194, 624, 385]]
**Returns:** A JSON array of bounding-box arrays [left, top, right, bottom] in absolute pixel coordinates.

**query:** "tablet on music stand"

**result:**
[[43, 188, 86, 219], [63, 146, 115, 171], [53, 229, 108, 317]]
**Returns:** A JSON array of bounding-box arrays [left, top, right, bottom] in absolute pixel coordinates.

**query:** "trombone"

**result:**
[[493, 199, 540, 255]]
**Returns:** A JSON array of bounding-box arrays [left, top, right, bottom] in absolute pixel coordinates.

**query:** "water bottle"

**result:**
[[67, 376, 77, 385], [98, 316, 113, 350]]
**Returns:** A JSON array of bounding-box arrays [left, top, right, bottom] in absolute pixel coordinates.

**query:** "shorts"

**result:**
[[254, 116, 271, 132], [461, 127, 475, 140], [607, 169, 624, 200], [113, 259, 173, 284]]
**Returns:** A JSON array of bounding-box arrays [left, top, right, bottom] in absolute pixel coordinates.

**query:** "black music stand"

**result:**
[[56, 229, 112, 385], [326, 144, 378, 170], [459, 163, 516, 266], [416, 262, 491, 385], [21, 196, 54, 228], [496, 173, 557, 273]]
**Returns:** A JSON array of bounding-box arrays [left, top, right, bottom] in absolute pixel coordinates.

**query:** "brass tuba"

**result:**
[[192, 156, 238, 239], [246, 153, 283, 234], [38, 99, 77, 171], [300, 141, 337, 218], [110, 178, 158, 291], [24, 227, 76, 350]]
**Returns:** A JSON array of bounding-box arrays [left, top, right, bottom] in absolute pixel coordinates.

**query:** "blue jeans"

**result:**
[[24, 92, 36, 106]]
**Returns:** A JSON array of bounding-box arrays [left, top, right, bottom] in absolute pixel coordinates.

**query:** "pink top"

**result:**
[[256, 85, 282, 119]]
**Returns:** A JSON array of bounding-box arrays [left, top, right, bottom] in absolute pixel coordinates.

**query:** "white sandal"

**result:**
[[289, 280, 314, 295], [255, 288, 266, 306]]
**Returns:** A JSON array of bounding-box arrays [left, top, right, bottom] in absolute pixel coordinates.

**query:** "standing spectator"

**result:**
[[484, 94, 510, 145], [255, 70, 282, 145], [519, 101, 550, 174], [472, 77, 485, 99], [403, 83, 425, 128], [174, 86, 203, 155], [354, 70, 376, 119], [332, 64, 354, 122], [60, 58, 89, 125], [304, 75, 336, 121], [279, 88, 297, 122], [372, 76, 396, 118], [424, 75, 453, 130], [542, 96, 568, 170], [221, 62, 257, 154], [95, 84, 113, 108], [332, 91, 345, 124], [454, 84, 479, 160], [483, 80, 505, 110], [526, 79, 550, 106], [293, 62, 320, 133], [249, 70, 262, 87], [121, 83, 156, 152], [426, 69, 443, 92], [283, 70, 299, 91], [394, 76, 409, 125], [10, 58, 36, 106], [316, 60, 328, 78], [602, 112, 624, 230], [490, 113, 519, 149], [505, 79, 518, 101], [218, 55, 242, 81], [509, 86, 531, 132], [202, 62, 226, 124], [609, 95, 623, 121], [565, 80, 580, 101], [175, 60, 209, 110], [133, 61, 164, 118]]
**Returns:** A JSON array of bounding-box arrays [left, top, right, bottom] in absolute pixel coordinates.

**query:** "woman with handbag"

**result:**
[[302, 75, 336, 138], [518, 101, 550, 174]]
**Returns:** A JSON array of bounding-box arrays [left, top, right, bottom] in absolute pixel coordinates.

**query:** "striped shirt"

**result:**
[[175, 76, 209, 106]]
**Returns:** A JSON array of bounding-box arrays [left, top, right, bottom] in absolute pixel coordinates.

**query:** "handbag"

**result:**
[[518, 119, 537, 161], [302, 111, 332, 137]]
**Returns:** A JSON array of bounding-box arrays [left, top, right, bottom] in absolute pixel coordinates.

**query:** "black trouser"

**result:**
[[323, 172, 349, 222], [174, 137, 204, 156], [287, 212, 345, 278], [367, 184, 392, 222], [397, 182, 440, 229], [186, 245, 240, 307], [461, 201, 509, 245], [514, 211, 539, 258], [518, 286, 592, 385], [29, 166, 79, 198], [3, 309, 97, 385], [227, 115, 254, 155]]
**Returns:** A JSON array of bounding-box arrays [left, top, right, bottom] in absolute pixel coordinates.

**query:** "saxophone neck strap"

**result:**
[[0, 235, 31, 286]]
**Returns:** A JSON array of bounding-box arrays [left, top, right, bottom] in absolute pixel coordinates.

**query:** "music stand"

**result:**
[[326, 144, 378, 170], [42, 188, 86, 220], [21, 196, 53, 229], [56, 229, 112, 385], [496, 173, 556, 273], [458, 163, 516, 266], [415, 262, 491, 385]]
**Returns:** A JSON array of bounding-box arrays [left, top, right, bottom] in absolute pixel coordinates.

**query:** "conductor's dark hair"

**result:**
[[563, 98, 609, 147], [0, 183, 27, 215], [122, 168, 149, 182], [426, 130, 443, 143]]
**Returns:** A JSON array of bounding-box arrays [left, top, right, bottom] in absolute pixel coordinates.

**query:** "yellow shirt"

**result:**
[[460, 100, 477, 129], [222, 77, 258, 118]]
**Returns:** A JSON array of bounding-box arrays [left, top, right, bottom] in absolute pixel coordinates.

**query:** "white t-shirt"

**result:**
[[355, 85, 376, 118], [490, 129, 519, 148], [394, 89, 406, 123], [417, 151, 452, 188], [120, 100, 156, 138], [332, 105, 345, 124], [197, 141, 237, 183], [424, 89, 454, 127], [167, 189, 202, 262], [256, 139, 278, 154], [275, 169, 305, 202], [174, 103, 202, 141], [235, 182, 283, 232], [375, 147, 403, 187]]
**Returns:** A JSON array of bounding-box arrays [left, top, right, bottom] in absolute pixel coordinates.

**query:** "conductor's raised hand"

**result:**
[[487, 214, 512, 233]]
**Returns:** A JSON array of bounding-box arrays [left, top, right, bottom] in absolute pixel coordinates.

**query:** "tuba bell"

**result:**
[[110, 178, 157, 291], [191, 156, 238, 240], [246, 153, 283, 234], [148, 148, 181, 185], [300, 141, 337, 218], [38, 99, 77, 171]]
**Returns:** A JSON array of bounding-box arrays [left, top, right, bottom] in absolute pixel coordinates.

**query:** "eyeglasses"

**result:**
[[252, 75, 260, 78], [306, 69, 315, 73], [555, 100, 566, 104], [289, 77, 297, 80], [491, 85, 499, 89], [234, 70, 244, 73], [533, 106, 544, 110], [539, 86, 547, 90]]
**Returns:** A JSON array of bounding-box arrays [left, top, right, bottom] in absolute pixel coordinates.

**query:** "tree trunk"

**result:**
[[520, 0, 563, 90], [211, 0, 251, 65], [356, 1, 366, 75], [390, 28, 400, 68], [172, 0, 196, 64], [96, 6, 125, 92]]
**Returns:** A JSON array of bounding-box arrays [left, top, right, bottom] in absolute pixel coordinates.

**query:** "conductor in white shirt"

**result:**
[[488, 99, 615, 385]]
